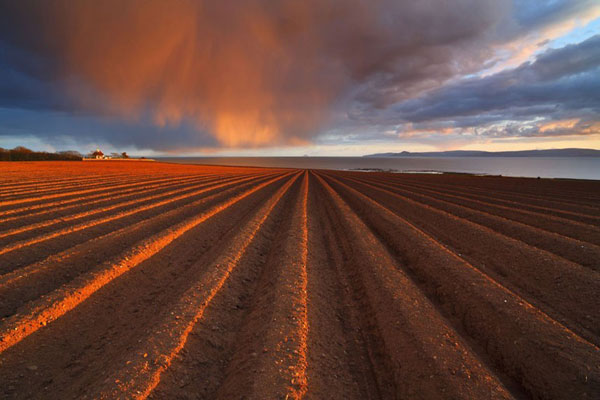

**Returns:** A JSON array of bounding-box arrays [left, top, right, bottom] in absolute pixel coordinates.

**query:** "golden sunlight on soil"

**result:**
[[0, 161, 599, 399]]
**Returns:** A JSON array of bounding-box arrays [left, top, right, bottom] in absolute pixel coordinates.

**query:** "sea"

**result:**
[[157, 157, 600, 181]]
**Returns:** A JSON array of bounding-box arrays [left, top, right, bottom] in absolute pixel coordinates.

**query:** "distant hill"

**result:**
[[364, 148, 600, 158]]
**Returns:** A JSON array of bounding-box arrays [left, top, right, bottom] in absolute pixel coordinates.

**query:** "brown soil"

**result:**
[[0, 161, 598, 399]]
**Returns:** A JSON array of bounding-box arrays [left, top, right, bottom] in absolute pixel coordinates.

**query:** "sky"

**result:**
[[0, 0, 599, 156]]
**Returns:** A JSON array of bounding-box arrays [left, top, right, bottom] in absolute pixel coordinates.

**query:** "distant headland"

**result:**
[[364, 148, 600, 158]]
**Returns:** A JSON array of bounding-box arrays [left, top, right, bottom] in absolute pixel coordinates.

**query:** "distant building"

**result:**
[[91, 149, 104, 159]]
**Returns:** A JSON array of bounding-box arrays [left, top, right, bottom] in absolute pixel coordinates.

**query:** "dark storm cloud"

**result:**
[[0, 41, 64, 111], [375, 35, 600, 138], [0, 107, 220, 151], [0, 0, 598, 151]]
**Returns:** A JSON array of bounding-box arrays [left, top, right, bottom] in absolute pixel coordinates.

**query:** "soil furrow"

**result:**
[[0, 173, 226, 223], [401, 172, 600, 202], [1, 162, 597, 399], [361, 174, 600, 228], [0, 174, 242, 222], [0, 172, 293, 355], [0, 172, 292, 399], [0, 174, 244, 240], [213, 172, 310, 399], [307, 172, 400, 399], [0, 175, 283, 319], [0, 172, 218, 209], [313, 172, 516, 399], [0, 173, 277, 277], [373, 173, 600, 212], [332, 173, 600, 342], [95, 172, 301, 399], [0, 175, 156, 202], [319, 172, 600, 399], [0, 173, 134, 196], [147, 175, 302, 400], [351, 174, 600, 269], [0, 173, 121, 189], [0, 173, 276, 260]]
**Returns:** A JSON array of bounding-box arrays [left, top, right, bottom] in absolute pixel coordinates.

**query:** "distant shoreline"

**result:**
[[156, 156, 600, 180], [364, 148, 600, 158]]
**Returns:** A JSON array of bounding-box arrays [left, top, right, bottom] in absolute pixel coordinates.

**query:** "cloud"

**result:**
[[0, 0, 598, 151], [0, 107, 220, 152], [482, 0, 600, 71], [367, 35, 600, 139]]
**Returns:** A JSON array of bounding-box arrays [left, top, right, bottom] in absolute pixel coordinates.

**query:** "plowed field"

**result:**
[[0, 161, 598, 399]]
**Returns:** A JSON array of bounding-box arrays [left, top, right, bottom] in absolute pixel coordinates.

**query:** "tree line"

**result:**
[[0, 146, 83, 161]]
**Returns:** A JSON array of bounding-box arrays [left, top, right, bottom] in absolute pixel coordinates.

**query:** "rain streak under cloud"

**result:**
[[0, 0, 599, 154]]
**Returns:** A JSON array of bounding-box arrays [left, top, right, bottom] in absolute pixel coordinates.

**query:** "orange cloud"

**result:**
[[538, 119, 600, 136], [539, 119, 580, 133], [38, 1, 344, 147]]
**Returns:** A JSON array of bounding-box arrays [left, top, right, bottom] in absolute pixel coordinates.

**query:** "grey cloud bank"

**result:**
[[375, 35, 600, 139]]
